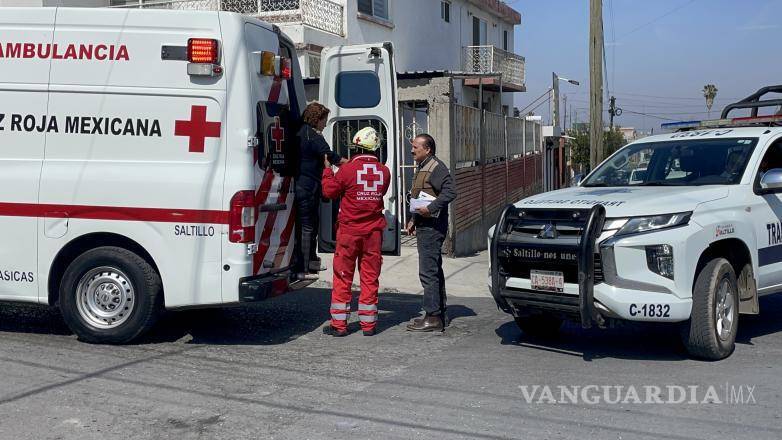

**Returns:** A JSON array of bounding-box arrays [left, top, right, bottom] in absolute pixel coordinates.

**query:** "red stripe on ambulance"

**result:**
[[0, 202, 228, 224]]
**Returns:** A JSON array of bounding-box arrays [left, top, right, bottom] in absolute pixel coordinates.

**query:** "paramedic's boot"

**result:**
[[406, 315, 444, 332], [322, 325, 347, 337]]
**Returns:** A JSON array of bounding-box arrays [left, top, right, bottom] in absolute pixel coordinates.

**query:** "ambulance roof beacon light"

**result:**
[[186, 38, 222, 77]]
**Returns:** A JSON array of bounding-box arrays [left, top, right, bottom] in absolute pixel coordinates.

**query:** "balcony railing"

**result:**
[[463, 45, 525, 91], [113, 0, 344, 37]]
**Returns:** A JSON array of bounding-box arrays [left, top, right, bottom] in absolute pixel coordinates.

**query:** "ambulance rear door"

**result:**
[[318, 42, 400, 256]]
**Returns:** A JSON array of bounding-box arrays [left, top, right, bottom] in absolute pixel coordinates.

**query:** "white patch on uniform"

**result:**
[[356, 163, 383, 192]]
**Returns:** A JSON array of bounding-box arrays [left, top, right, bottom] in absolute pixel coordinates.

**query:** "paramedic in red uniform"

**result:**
[[321, 127, 391, 336]]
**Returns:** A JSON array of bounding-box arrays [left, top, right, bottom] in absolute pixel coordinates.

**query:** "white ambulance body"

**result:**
[[0, 8, 400, 343]]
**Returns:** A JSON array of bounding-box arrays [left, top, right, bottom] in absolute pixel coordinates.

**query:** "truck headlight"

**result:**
[[616, 212, 691, 236], [646, 244, 674, 279]]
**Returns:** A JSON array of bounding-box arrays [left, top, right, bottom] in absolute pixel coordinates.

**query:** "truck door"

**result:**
[[751, 137, 782, 290], [318, 43, 400, 256], [0, 9, 55, 301]]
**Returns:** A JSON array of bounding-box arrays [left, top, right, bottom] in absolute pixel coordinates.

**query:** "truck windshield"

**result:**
[[582, 137, 758, 187]]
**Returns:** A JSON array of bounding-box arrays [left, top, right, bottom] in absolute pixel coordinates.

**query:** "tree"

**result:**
[[703, 84, 718, 116], [567, 126, 627, 171], [568, 129, 591, 171], [604, 127, 626, 157]]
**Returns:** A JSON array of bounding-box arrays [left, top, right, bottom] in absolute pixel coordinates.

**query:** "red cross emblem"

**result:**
[[175, 105, 221, 153], [271, 117, 285, 153], [357, 163, 383, 192]]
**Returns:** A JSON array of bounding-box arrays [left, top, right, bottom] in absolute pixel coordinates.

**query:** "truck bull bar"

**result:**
[[491, 204, 607, 329]]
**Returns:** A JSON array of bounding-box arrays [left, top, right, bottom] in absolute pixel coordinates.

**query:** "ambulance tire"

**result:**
[[60, 246, 162, 344], [680, 258, 738, 360], [514, 314, 562, 339]]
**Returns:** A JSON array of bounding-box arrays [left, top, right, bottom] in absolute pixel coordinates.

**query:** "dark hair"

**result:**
[[415, 133, 436, 155], [302, 102, 330, 127]]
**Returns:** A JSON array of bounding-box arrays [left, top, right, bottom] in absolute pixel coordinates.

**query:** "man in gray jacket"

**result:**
[[405, 134, 457, 332]]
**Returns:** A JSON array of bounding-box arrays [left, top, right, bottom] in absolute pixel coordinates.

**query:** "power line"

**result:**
[[620, 109, 678, 121], [617, 0, 698, 41]]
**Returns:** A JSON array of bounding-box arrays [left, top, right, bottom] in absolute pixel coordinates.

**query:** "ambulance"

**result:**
[[0, 8, 400, 343]]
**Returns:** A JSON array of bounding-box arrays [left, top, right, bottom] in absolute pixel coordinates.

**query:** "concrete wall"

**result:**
[[341, 0, 516, 114]]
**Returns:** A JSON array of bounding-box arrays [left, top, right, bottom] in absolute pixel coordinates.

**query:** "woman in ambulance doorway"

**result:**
[[293, 102, 347, 281]]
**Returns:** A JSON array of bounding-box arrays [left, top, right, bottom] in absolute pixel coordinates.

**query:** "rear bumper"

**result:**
[[238, 271, 289, 302]]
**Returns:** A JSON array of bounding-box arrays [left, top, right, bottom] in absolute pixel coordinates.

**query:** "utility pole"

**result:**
[[589, 0, 604, 170], [608, 95, 616, 128], [552, 72, 561, 135]]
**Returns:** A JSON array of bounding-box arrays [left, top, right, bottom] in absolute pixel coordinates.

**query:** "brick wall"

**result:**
[[450, 153, 543, 256]]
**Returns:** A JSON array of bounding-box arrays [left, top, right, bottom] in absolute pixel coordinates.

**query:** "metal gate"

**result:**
[[399, 101, 429, 244]]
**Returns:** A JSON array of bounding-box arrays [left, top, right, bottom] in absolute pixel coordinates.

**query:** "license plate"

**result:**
[[530, 270, 564, 293]]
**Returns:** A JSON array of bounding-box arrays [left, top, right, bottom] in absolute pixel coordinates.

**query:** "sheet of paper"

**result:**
[[409, 192, 436, 213]]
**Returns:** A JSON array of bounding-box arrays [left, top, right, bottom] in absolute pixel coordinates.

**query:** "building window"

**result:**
[[503, 30, 508, 51], [472, 16, 487, 45], [307, 53, 321, 78], [358, 0, 389, 20], [441, 1, 450, 23]]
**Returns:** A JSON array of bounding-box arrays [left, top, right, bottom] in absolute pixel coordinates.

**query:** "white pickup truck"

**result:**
[[489, 86, 782, 359]]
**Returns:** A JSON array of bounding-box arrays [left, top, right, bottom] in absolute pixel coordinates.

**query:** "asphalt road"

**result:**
[[1, 288, 782, 440]]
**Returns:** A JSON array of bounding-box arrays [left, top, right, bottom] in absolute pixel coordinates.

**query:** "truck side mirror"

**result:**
[[760, 168, 782, 191]]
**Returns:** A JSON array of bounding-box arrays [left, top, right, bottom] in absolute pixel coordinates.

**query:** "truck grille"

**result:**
[[497, 208, 604, 286]]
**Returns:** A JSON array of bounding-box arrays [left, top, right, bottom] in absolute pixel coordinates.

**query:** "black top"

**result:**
[[296, 124, 342, 193], [414, 155, 457, 228]]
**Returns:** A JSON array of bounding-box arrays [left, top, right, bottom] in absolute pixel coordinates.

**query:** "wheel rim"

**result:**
[[75, 266, 135, 329], [715, 277, 736, 341]]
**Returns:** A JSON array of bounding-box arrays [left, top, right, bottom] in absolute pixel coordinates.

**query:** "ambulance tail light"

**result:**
[[280, 57, 292, 79], [188, 38, 219, 64], [259, 51, 291, 79], [229, 191, 257, 243]]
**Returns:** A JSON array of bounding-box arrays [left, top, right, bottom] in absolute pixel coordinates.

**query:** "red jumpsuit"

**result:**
[[321, 154, 391, 332]]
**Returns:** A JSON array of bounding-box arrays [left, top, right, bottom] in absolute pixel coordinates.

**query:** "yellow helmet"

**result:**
[[352, 126, 379, 151]]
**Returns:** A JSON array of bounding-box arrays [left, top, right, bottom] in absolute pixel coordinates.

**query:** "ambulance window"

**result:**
[[331, 119, 388, 164], [335, 71, 381, 108]]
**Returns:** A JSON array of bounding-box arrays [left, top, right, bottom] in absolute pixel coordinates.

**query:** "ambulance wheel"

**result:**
[[515, 313, 562, 338], [681, 258, 738, 360], [60, 246, 162, 344]]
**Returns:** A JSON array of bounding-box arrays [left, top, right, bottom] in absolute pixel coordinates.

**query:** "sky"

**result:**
[[511, 0, 782, 134]]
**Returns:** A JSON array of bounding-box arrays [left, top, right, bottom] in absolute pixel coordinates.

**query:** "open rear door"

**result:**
[[318, 42, 400, 256]]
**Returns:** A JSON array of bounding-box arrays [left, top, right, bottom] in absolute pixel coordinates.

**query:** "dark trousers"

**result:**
[[416, 226, 447, 316], [294, 186, 320, 273]]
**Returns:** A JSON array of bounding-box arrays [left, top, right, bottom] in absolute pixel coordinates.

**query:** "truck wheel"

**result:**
[[515, 314, 562, 338], [59, 247, 162, 344], [681, 258, 738, 360]]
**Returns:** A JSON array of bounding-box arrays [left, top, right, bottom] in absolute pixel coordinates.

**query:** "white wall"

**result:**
[[341, 0, 519, 113]]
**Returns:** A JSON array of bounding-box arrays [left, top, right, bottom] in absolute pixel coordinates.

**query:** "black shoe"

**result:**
[[406, 315, 444, 332], [322, 325, 348, 337], [308, 261, 326, 272], [362, 328, 376, 336]]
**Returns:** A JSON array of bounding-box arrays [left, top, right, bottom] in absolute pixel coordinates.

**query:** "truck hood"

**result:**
[[515, 186, 729, 217]]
